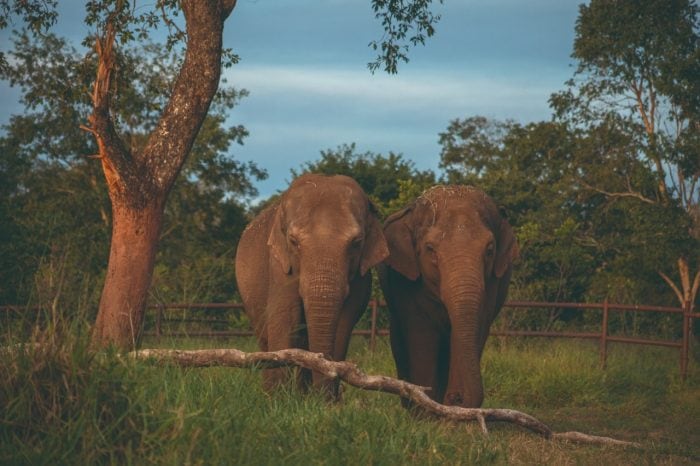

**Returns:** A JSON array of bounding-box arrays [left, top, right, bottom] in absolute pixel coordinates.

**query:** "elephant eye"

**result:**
[[425, 242, 436, 253], [350, 236, 363, 249], [289, 235, 300, 249]]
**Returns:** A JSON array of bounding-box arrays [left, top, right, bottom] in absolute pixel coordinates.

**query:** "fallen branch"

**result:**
[[131, 347, 640, 448]]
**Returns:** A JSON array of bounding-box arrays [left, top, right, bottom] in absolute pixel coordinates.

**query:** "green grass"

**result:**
[[1, 332, 698, 465]]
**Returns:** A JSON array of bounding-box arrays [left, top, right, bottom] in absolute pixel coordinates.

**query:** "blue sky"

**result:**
[[0, 0, 583, 199]]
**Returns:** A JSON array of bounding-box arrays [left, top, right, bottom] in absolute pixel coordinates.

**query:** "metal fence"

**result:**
[[1, 299, 697, 379]]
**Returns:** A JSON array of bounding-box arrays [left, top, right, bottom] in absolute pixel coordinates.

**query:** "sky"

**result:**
[[0, 0, 583, 199]]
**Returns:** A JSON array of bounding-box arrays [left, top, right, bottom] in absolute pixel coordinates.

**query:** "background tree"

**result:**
[[0, 31, 263, 316], [550, 0, 700, 310], [1, 0, 443, 349], [293, 143, 436, 216], [438, 115, 691, 333], [439, 118, 597, 328]]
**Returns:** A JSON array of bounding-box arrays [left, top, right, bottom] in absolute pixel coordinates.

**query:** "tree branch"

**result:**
[[630, 78, 668, 201], [678, 257, 691, 297], [85, 15, 136, 202], [631, 79, 654, 136], [221, 0, 238, 19], [140, 0, 230, 192], [158, 0, 185, 40], [131, 347, 641, 448], [691, 270, 700, 308], [580, 180, 656, 205], [659, 270, 685, 305]]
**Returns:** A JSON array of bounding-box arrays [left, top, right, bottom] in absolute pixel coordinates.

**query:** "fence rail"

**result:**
[[1, 299, 697, 379]]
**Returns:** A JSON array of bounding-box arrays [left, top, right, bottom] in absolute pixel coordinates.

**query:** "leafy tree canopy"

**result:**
[[293, 143, 436, 217], [0, 30, 265, 306], [550, 0, 699, 308]]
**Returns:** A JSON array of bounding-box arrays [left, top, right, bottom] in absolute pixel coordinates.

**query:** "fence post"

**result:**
[[600, 298, 609, 369], [155, 304, 164, 341], [370, 299, 378, 352], [681, 300, 690, 381]]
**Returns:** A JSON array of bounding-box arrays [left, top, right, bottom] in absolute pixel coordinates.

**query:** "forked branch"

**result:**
[[131, 347, 640, 448]]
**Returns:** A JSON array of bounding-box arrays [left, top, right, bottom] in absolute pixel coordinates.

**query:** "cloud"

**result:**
[[221, 62, 568, 197], [224, 64, 560, 119]]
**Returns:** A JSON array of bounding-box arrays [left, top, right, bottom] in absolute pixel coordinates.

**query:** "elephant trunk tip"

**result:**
[[444, 389, 484, 408]]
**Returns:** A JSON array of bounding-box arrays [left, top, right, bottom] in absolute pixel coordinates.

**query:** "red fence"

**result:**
[[133, 299, 698, 380], [1, 299, 697, 379]]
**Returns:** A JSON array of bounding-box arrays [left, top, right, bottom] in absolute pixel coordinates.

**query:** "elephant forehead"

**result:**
[[425, 219, 492, 243], [287, 201, 363, 237], [418, 186, 497, 217], [418, 196, 495, 229], [435, 203, 488, 225], [289, 174, 365, 201]]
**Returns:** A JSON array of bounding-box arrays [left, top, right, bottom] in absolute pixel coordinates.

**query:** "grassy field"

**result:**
[[1, 331, 698, 465]]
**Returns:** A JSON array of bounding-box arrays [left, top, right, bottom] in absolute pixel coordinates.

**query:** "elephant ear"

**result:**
[[267, 205, 292, 275], [360, 203, 390, 276], [494, 216, 519, 278], [383, 206, 420, 281]]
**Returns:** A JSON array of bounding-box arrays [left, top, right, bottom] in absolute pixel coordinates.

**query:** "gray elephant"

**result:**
[[235, 173, 389, 398], [379, 185, 519, 408]]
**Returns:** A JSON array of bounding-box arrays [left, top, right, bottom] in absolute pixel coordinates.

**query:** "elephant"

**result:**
[[379, 185, 519, 408], [235, 173, 389, 399]]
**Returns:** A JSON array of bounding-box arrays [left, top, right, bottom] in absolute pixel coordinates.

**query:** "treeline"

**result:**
[[0, 1, 698, 334]]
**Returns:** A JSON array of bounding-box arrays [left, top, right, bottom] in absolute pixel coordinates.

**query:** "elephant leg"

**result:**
[[388, 307, 413, 408], [294, 319, 312, 392], [404, 322, 441, 402], [389, 307, 409, 381], [435, 333, 451, 405], [263, 283, 304, 391], [393, 303, 442, 404]]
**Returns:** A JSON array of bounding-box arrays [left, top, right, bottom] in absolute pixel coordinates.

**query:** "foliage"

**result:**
[[550, 0, 700, 210], [437, 114, 696, 335], [0, 0, 444, 331], [439, 118, 595, 305], [0, 32, 265, 307], [368, 0, 443, 74], [436, 0, 700, 314], [0, 0, 57, 71], [550, 0, 700, 308], [293, 143, 436, 218]]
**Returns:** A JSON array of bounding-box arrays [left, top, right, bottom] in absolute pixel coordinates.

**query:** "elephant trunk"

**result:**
[[441, 260, 485, 408], [300, 256, 348, 399]]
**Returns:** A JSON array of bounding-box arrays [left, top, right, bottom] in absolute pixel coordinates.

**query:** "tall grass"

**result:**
[[1, 327, 698, 465]]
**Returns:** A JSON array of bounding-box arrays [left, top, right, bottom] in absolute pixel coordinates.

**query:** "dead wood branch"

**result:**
[[131, 347, 640, 448]]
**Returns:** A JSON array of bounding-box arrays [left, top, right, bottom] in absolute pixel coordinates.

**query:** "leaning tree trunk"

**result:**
[[86, 1, 238, 349]]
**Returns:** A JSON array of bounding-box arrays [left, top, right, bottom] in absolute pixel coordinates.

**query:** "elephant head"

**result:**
[[267, 174, 389, 392], [383, 185, 519, 407]]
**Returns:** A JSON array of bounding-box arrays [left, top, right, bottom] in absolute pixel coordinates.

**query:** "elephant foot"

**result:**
[[316, 380, 342, 402]]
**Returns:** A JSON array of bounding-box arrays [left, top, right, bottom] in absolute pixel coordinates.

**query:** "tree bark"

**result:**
[[87, 1, 238, 349], [91, 201, 164, 348], [659, 257, 699, 314], [131, 347, 641, 448]]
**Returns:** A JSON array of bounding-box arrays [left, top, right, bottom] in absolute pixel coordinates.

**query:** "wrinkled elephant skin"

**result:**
[[235, 174, 389, 399], [379, 185, 519, 408]]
